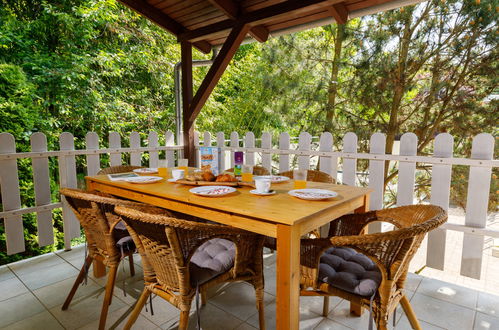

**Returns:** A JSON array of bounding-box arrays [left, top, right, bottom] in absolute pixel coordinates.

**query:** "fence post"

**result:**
[[31, 132, 54, 247], [244, 132, 255, 165], [460, 133, 494, 279], [319, 132, 337, 179], [396, 133, 417, 206], [129, 131, 141, 166], [194, 131, 200, 167], [216, 132, 226, 172], [0, 133, 25, 254], [261, 132, 272, 172], [427, 133, 453, 270], [342, 132, 357, 186], [298, 132, 311, 170], [368, 133, 386, 233], [279, 132, 290, 173], [109, 132, 121, 166], [148, 131, 159, 168], [230, 132, 239, 168], [165, 131, 175, 167], [59, 132, 80, 249], [85, 132, 100, 175], [203, 132, 212, 146]]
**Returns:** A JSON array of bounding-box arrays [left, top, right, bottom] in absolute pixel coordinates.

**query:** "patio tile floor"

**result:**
[[1, 246, 498, 330]]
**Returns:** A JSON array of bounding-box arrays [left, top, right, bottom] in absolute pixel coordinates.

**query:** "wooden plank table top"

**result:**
[[85, 174, 371, 330]]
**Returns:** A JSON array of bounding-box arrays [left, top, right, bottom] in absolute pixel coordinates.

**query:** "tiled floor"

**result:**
[[1, 245, 498, 330]]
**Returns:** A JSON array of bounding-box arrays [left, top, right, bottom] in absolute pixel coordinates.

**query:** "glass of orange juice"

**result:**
[[158, 167, 168, 178], [293, 169, 307, 189], [178, 158, 189, 173], [241, 164, 253, 182]]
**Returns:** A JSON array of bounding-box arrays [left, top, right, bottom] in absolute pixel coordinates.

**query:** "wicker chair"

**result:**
[[97, 165, 144, 175], [115, 205, 266, 330], [59, 188, 169, 330], [278, 169, 335, 183], [226, 165, 270, 175], [300, 205, 447, 330]]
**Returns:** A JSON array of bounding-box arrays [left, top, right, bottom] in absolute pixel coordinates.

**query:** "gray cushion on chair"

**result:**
[[190, 238, 235, 285], [318, 247, 381, 297]]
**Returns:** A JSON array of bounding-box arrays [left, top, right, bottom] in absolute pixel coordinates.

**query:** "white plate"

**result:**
[[124, 176, 163, 184], [253, 175, 290, 183], [189, 186, 236, 197], [288, 189, 338, 200], [133, 168, 158, 174], [167, 178, 180, 182], [250, 189, 276, 196]]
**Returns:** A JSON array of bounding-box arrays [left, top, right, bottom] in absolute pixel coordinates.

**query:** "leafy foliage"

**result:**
[[0, 0, 496, 264]]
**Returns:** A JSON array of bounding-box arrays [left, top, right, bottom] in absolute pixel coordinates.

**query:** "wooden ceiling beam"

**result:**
[[208, 0, 239, 19], [249, 25, 269, 42], [328, 3, 348, 24], [208, 0, 269, 43], [119, 0, 212, 53], [179, 0, 337, 43], [188, 23, 251, 123]]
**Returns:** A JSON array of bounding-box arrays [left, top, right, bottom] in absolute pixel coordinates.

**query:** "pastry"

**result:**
[[202, 171, 216, 182], [216, 173, 237, 182]]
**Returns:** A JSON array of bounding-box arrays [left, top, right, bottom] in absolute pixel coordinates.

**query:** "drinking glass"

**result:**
[[158, 160, 168, 178], [293, 169, 307, 189], [178, 158, 189, 173], [241, 164, 254, 182], [158, 167, 168, 178]]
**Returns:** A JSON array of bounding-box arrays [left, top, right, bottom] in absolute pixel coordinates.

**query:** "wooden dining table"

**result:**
[[85, 174, 371, 330]]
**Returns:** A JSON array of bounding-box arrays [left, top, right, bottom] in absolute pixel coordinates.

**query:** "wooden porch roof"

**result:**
[[119, 0, 422, 53]]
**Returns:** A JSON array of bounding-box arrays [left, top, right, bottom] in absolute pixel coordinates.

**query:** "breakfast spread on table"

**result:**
[[174, 170, 242, 186], [112, 167, 339, 200]]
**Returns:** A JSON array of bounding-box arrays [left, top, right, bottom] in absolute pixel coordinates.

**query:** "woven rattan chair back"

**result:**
[[117, 211, 183, 290], [97, 165, 143, 175], [226, 165, 270, 175], [60, 188, 120, 266], [278, 169, 335, 183]]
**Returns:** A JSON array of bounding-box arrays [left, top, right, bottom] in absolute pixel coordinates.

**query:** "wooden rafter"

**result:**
[[209, 0, 239, 18], [188, 23, 251, 123], [208, 0, 270, 43], [179, 0, 338, 43], [328, 3, 349, 24], [119, 0, 212, 53]]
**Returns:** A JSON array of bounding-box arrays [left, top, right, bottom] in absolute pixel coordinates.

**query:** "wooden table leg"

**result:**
[[276, 224, 301, 330], [350, 194, 371, 316]]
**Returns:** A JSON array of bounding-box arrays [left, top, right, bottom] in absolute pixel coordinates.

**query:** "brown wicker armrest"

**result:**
[[328, 211, 383, 237]]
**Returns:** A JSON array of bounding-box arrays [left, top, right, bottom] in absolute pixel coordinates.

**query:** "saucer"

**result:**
[[250, 189, 276, 196]]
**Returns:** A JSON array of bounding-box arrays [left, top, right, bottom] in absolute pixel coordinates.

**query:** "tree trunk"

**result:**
[[324, 24, 346, 133], [384, 17, 412, 187]]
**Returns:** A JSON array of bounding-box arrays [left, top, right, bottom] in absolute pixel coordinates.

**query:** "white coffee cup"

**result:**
[[172, 169, 185, 180], [255, 178, 271, 193]]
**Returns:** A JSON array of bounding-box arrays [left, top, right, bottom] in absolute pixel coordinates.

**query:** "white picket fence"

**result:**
[[0, 130, 497, 280]]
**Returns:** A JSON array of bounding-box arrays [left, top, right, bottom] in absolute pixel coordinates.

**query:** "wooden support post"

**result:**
[[181, 41, 194, 165], [188, 23, 251, 123], [328, 3, 348, 24]]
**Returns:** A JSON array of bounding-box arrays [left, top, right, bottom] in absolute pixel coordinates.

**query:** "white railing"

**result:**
[[0, 130, 497, 280]]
